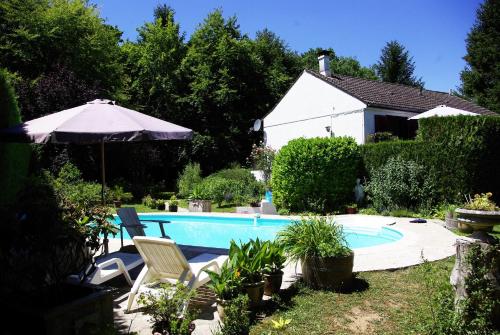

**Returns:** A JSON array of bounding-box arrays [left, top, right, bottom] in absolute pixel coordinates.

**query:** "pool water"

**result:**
[[113, 214, 403, 249]]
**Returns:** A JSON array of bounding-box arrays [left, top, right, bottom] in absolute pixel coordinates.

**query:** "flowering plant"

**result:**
[[464, 192, 498, 211], [247, 142, 275, 185]]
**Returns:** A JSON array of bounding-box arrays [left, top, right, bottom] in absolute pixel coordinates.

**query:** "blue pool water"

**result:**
[[113, 214, 403, 249]]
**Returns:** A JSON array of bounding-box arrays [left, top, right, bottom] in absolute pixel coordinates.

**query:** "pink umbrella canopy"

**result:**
[[0, 99, 192, 143]]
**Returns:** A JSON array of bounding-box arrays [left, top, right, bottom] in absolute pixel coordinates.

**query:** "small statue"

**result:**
[[354, 178, 365, 204]]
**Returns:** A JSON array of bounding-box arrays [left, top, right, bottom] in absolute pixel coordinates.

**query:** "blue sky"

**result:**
[[93, 0, 482, 93]]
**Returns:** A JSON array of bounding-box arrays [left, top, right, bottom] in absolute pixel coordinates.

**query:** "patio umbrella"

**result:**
[[408, 105, 479, 120], [0, 99, 193, 204]]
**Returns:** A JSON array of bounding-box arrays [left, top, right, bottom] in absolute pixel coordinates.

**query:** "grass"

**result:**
[[250, 258, 455, 335], [111, 201, 237, 214]]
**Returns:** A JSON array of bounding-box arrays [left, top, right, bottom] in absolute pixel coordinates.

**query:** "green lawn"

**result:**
[[112, 201, 237, 214], [250, 258, 454, 335]]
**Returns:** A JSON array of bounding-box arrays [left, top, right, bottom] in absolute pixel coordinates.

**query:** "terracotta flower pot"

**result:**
[[244, 281, 265, 308], [263, 271, 283, 295], [301, 252, 354, 290], [346, 207, 357, 214]]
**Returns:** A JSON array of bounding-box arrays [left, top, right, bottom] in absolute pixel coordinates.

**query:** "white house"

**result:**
[[263, 55, 494, 149]]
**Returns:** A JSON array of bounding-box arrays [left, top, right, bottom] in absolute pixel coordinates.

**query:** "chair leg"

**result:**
[[126, 265, 149, 312]]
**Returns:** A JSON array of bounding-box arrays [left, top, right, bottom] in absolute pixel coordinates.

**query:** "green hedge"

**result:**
[[0, 69, 30, 207], [272, 137, 360, 213], [361, 116, 500, 205]]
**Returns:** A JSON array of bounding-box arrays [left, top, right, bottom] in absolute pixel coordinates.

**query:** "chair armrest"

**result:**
[[95, 257, 133, 286], [140, 220, 171, 238], [121, 222, 147, 228], [194, 260, 221, 278]]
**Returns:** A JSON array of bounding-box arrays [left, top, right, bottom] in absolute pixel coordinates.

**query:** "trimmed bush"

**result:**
[[272, 137, 360, 213], [361, 116, 500, 205], [365, 156, 435, 211], [0, 69, 30, 207], [194, 168, 264, 206]]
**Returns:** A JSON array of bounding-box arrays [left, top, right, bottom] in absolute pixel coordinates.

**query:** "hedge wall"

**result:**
[[361, 116, 500, 204], [0, 69, 30, 207], [272, 136, 360, 213]]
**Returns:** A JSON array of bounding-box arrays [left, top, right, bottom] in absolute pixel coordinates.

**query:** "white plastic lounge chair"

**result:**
[[126, 236, 228, 312], [117, 207, 171, 248], [68, 252, 144, 286]]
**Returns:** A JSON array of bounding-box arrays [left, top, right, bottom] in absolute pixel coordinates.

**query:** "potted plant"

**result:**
[[346, 203, 358, 214], [277, 216, 354, 290], [456, 193, 500, 233], [169, 195, 179, 212], [156, 198, 166, 211], [138, 282, 197, 334], [262, 240, 287, 295], [188, 188, 212, 212], [229, 239, 266, 308], [205, 262, 242, 319]]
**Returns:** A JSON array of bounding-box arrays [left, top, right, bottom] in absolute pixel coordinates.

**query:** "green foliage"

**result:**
[[300, 48, 378, 80], [52, 163, 101, 208], [272, 137, 360, 213], [169, 195, 179, 206], [229, 239, 267, 284], [366, 131, 398, 143], [215, 294, 250, 335], [247, 142, 276, 185], [122, 5, 186, 121], [177, 163, 203, 198], [0, 0, 123, 94], [109, 185, 133, 203], [193, 168, 264, 206], [261, 240, 287, 274], [277, 216, 351, 261], [142, 194, 155, 208], [138, 282, 197, 335], [460, 0, 500, 113], [365, 156, 435, 212], [464, 192, 498, 211], [374, 40, 424, 87], [0, 68, 30, 207], [205, 262, 242, 301]]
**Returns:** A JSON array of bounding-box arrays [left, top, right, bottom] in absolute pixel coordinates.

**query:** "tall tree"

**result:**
[[122, 5, 186, 121], [460, 0, 500, 113], [179, 10, 264, 172], [374, 40, 424, 87], [0, 0, 123, 98], [300, 48, 377, 80], [252, 29, 302, 110]]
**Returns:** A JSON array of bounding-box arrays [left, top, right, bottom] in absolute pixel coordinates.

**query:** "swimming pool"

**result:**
[[113, 213, 403, 250]]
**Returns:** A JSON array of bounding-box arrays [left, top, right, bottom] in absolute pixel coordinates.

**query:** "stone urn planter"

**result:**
[[244, 281, 265, 308], [455, 208, 500, 232], [263, 271, 283, 295], [188, 200, 212, 212], [301, 252, 354, 290]]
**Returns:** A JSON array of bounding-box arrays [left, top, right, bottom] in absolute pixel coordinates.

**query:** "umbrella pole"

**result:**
[[101, 140, 109, 255]]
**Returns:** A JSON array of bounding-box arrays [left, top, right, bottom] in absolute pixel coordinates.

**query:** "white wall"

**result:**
[[363, 107, 418, 139], [263, 71, 367, 149]]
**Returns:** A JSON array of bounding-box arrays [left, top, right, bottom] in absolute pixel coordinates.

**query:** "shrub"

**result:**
[[0, 69, 30, 207], [463, 192, 498, 211], [365, 156, 435, 212], [52, 163, 101, 208], [138, 282, 197, 335], [272, 137, 360, 213], [177, 162, 202, 198], [366, 131, 398, 143], [193, 168, 265, 206], [277, 216, 351, 261], [215, 294, 250, 335], [246, 143, 276, 185]]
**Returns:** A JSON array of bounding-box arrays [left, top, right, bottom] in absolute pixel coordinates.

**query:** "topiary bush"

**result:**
[[271, 137, 360, 213], [365, 156, 436, 212]]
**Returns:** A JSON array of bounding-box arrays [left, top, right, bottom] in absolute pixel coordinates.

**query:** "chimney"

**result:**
[[318, 54, 331, 77]]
